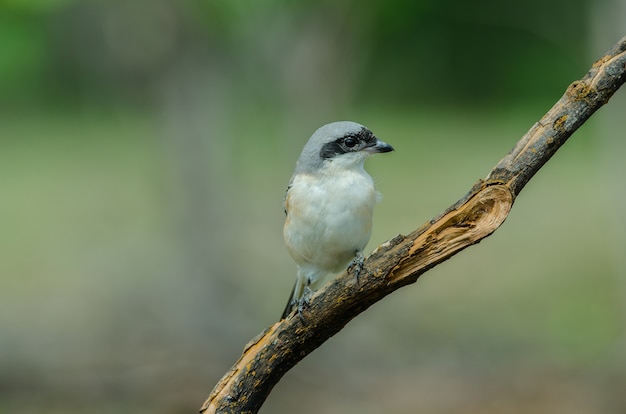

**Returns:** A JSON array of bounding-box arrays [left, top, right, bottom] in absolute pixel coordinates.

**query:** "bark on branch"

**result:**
[[200, 36, 626, 413]]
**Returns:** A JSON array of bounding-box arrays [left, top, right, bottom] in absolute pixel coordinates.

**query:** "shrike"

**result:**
[[281, 121, 394, 319]]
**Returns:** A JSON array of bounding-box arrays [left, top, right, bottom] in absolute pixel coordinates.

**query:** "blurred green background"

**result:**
[[1, 1, 626, 413]]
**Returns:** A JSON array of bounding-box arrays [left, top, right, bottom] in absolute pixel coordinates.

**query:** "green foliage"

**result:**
[[0, 0, 598, 107], [0, 13, 47, 100]]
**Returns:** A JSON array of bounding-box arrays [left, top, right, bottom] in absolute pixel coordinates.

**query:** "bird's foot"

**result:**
[[297, 285, 314, 322], [347, 251, 365, 284]]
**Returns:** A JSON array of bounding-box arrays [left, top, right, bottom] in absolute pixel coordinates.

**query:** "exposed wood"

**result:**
[[200, 36, 626, 414]]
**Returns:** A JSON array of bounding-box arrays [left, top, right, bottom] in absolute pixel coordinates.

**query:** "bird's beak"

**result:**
[[367, 139, 394, 154]]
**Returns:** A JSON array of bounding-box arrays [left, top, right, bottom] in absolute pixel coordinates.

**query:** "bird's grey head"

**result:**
[[294, 121, 394, 174]]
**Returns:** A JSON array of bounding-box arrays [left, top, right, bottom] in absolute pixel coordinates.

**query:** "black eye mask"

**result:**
[[319, 128, 377, 159]]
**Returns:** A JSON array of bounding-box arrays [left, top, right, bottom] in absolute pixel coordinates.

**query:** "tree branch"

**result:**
[[200, 36, 626, 413]]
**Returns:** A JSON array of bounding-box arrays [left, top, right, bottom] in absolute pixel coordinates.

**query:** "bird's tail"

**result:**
[[280, 277, 306, 320], [280, 280, 297, 320], [280, 269, 334, 320]]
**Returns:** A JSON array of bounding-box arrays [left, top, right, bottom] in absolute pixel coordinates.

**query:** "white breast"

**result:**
[[283, 165, 376, 280]]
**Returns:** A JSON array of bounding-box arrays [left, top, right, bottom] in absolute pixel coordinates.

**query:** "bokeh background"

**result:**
[[2, 1, 626, 413]]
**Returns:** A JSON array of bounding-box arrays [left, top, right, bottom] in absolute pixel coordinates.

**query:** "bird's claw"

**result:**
[[296, 286, 314, 322], [347, 251, 365, 284]]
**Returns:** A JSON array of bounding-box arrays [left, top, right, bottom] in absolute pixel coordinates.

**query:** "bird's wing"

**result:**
[[283, 177, 294, 215]]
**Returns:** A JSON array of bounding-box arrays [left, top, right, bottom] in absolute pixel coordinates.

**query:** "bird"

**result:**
[[281, 121, 394, 319]]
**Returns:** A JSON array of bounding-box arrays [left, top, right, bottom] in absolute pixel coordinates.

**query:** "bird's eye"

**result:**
[[344, 137, 357, 148]]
